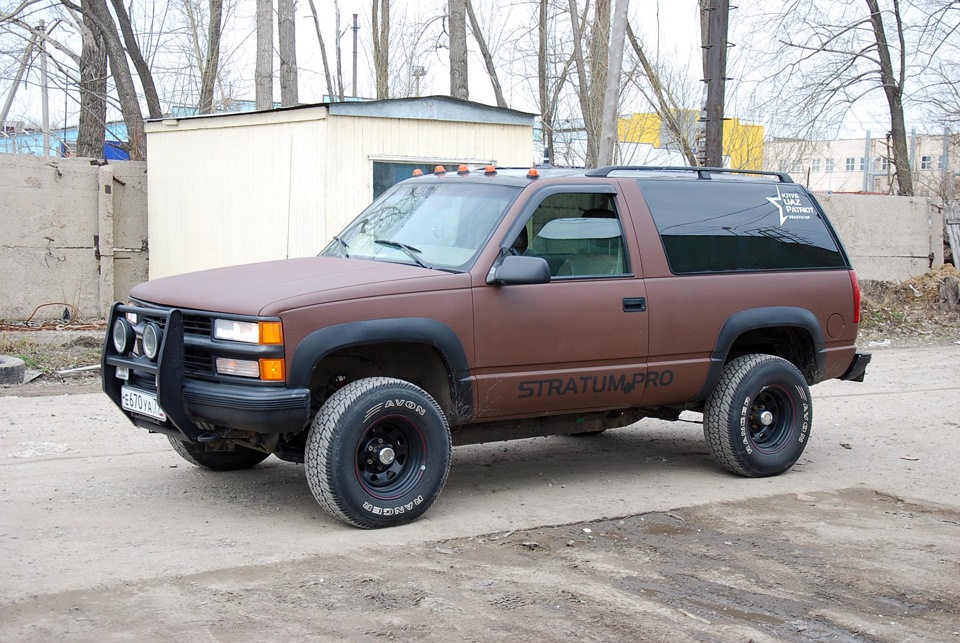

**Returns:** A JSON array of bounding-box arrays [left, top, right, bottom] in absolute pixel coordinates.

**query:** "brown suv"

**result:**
[[102, 165, 871, 528]]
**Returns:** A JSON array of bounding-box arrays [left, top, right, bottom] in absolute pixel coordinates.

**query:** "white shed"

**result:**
[[144, 96, 536, 278]]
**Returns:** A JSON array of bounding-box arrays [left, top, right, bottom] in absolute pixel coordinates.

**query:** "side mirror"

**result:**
[[487, 255, 552, 285]]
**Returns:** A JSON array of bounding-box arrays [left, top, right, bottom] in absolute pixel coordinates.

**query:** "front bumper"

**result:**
[[840, 352, 872, 382], [102, 302, 310, 440]]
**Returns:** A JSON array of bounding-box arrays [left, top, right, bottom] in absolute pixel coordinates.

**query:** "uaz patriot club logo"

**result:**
[[767, 187, 816, 226]]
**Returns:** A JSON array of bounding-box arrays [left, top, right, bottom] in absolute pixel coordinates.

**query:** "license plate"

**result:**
[[121, 386, 167, 421]]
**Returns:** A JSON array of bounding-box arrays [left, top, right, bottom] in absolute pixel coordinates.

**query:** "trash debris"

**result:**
[[868, 339, 892, 348], [56, 364, 101, 376], [840, 442, 852, 449], [900, 456, 920, 461]]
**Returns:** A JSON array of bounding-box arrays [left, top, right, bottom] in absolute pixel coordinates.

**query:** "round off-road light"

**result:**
[[112, 318, 134, 354], [142, 322, 162, 361]]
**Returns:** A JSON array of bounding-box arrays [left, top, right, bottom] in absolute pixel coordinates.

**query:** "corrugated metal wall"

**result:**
[[146, 103, 534, 279]]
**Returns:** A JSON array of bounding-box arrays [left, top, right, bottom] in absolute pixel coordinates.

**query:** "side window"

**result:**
[[638, 180, 846, 273], [515, 193, 629, 278]]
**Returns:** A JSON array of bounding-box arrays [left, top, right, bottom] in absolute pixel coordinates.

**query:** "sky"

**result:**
[[0, 0, 943, 140]]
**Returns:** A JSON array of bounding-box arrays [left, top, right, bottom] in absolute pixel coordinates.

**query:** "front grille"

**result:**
[[183, 314, 212, 336], [184, 347, 214, 375]]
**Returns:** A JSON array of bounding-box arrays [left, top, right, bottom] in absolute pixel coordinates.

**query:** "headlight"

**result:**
[[214, 320, 260, 343], [214, 319, 283, 344], [112, 318, 134, 354], [142, 322, 162, 361]]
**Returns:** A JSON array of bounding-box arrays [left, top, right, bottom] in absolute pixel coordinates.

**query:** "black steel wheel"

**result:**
[[704, 354, 812, 477], [168, 436, 270, 471], [305, 377, 451, 529]]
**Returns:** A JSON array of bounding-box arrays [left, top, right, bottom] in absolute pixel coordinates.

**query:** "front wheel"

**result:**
[[703, 354, 812, 477], [305, 377, 452, 529], [168, 436, 270, 471]]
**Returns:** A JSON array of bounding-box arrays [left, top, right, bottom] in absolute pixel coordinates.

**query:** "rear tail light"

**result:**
[[849, 270, 861, 324]]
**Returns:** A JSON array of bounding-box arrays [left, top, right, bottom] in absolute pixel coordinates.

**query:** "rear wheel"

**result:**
[[704, 354, 812, 477], [305, 377, 452, 529], [168, 436, 270, 471]]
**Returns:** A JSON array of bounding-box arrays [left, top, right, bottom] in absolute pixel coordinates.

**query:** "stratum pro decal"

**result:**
[[518, 370, 674, 399]]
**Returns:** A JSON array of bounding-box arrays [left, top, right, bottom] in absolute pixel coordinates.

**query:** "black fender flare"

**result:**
[[694, 307, 825, 402], [288, 318, 473, 423]]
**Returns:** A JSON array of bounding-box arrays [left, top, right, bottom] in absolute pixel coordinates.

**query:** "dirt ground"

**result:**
[[1, 488, 957, 642], [1, 269, 960, 641]]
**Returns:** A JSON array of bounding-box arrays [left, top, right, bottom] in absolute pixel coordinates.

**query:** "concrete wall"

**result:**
[[0, 154, 945, 321], [819, 194, 943, 282], [0, 155, 148, 320]]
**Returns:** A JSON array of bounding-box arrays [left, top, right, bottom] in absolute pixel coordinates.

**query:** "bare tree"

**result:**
[[278, 0, 297, 106], [564, 0, 616, 167], [465, 0, 506, 108], [624, 24, 697, 165], [741, 0, 960, 196], [75, 0, 106, 157], [864, 0, 911, 195], [372, 0, 389, 99], [597, 0, 628, 166], [62, 0, 147, 159], [449, 0, 468, 99], [307, 0, 336, 100], [255, 0, 272, 110], [109, 0, 161, 118], [198, 0, 223, 113]]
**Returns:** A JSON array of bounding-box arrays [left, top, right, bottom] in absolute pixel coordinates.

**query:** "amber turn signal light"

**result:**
[[259, 321, 283, 345], [260, 358, 285, 381]]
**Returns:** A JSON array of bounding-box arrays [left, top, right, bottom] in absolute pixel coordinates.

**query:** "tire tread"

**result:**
[[704, 354, 805, 477], [305, 377, 451, 529]]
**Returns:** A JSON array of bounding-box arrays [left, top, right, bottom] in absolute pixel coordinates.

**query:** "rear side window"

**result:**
[[638, 180, 847, 274]]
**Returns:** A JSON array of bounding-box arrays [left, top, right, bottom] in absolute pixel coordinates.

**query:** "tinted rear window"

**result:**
[[638, 180, 847, 274]]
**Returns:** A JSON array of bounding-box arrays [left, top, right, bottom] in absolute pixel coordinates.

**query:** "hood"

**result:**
[[130, 256, 460, 316]]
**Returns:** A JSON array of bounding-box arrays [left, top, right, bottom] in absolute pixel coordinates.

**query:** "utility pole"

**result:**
[[39, 20, 50, 156], [352, 14, 359, 98], [0, 32, 38, 128], [945, 127, 954, 202], [701, 0, 730, 168]]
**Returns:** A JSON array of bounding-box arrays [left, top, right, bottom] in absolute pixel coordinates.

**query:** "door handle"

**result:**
[[623, 297, 646, 312]]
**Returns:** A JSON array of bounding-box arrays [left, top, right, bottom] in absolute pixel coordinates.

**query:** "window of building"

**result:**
[[792, 161, 802, 173], [778, 160, 788, 173], [811, 158, 821, 172], [845, 157, 856, 172], [878, 157, 889, 171], [859, 157, 866, 171], [825, 158, 835, 172], [921, 155, 932, 170]]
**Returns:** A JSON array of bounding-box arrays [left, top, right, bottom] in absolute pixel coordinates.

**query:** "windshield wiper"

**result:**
[[332, 234, 350, 257], [373, 239, 432, 269]]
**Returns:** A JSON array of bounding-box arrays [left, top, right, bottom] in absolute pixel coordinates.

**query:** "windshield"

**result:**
[[321, 181, 520, 271]]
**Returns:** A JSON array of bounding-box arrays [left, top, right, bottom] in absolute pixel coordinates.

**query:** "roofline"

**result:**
[[145, 95, 536, 125]]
